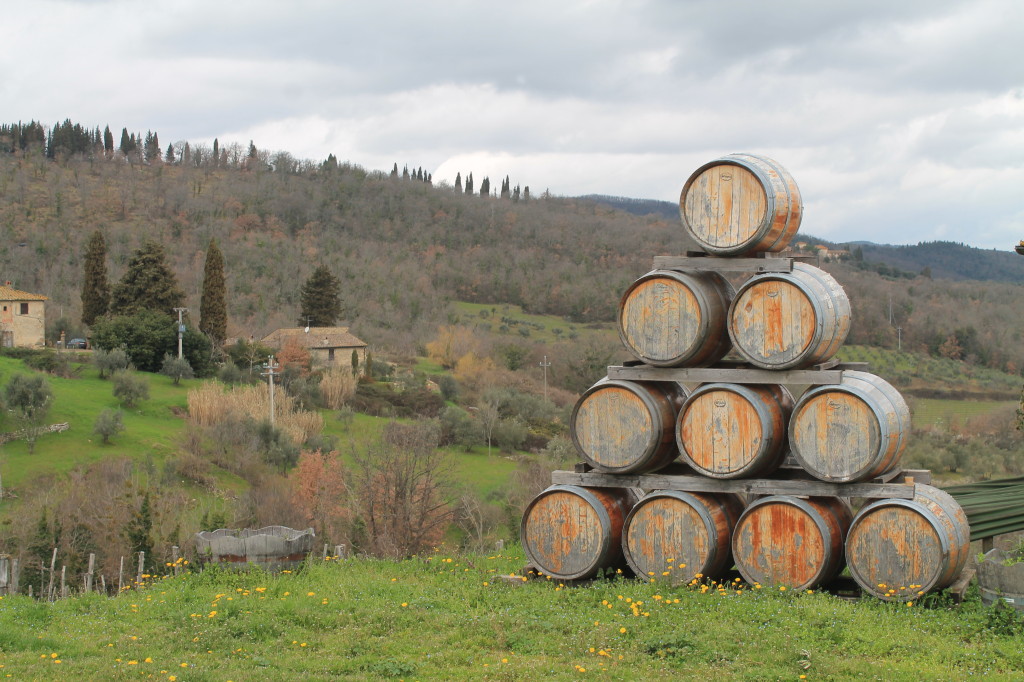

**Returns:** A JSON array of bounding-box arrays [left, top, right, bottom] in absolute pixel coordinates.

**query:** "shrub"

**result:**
[[93, 347, 131, 379], [160, 353, 195, 385], [112, 371, 150, 408], [217, 362, 243, 385], [92, 408, 125, 443], [494, 418, 528, 453]]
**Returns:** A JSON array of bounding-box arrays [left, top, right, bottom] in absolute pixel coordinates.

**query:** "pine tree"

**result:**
[[103, 125, 114, 155], [118, 128, 131, 155], [299, 265, 342, 327], [455, 172, 462, 192], [110, 241, 185, 317], [81, 230, 110, 327], [199, 238, 227, 342], [125, 492, 155, 569], [165, 143, 175, 164], [479, 177, 490, 196]]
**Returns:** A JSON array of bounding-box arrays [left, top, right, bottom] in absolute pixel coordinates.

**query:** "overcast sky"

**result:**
[[4, 0, 1023, 249]]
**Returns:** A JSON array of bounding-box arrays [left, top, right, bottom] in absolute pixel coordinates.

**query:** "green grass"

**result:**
[[0, 549, 1022, 680], [909, 398, 1018, 431], [0, 356, 191, 488], [452, 301, 611, 345]]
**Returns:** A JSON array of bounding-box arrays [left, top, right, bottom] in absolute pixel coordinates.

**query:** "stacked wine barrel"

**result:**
[[521, 153, 970, 600]]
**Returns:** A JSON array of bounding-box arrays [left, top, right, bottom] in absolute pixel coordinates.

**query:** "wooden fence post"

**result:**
[[118, 556, 124, 594], [47, 548, 57, 601], [136, 552, 145, 586], [172, 546, 181, 576], [60, 566, 67, 599], [84, 553, 95, 593]]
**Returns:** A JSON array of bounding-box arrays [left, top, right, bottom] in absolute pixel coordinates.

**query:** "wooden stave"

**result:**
[[845, 484, 970, 601], [617, 269, 734, 368], [622, 489, 745, 585], [570, 379, 689, 474], [789, 370, 910, 483], [732, 495, 852, 591], [727, 262, 851, 370], [676, 383, 794, 479], [521, 485, 639, 581], [678, 153, 803, 256]]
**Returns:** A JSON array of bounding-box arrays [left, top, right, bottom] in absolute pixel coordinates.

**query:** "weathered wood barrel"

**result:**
[[521, 485, 639, 581], [676, 383, 793, 479], [845, 484, 970, 601], [571, 379, 689, 474], [679, 153, 802, 256], [622, 490, 745, 586], [728, 262, 850, 370], [789, 371, 910, 483], [617, 270, 733, 367], [732, 496, 852, 590]]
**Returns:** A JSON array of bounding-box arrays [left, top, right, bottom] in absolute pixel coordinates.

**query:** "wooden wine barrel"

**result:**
[[732, 496, 852, 590], [679, 153, 802, 256], [622, 490, 744, 586], [789, 371, 910, 483], [521, 485, 639, 581], [845, 484, 970, 601], [617, 270, 733, 367], [728, 262, 851, 370], [677, 383, 793, 479], [571, 379, 688, 474]]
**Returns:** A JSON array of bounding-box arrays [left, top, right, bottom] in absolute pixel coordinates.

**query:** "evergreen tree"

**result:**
[[402, 164, 409, 180], [165, 143, 175, 164], [118, 128, 131, 155], [81, 230, 110, 326], [199, 238, 227, 342], [299, 265, 342, 326], [455, 172, 462, 192], [125, 492, 155, 569], [110, 241, 185, 317], [391, 162, 399, 178], [479, 176, 490, 196], [465, 173, 474, 195], [103, 125, 114, 155], [212, 138, 219, 166]]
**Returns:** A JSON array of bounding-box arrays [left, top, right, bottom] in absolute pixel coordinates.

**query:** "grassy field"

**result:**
[[0, 548, 1022, 680], [451, 301, 613, 345], [0, 355, 191, 489]]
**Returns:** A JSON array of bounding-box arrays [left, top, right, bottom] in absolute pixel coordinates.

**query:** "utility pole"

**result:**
[[539, 355, 551, 402], [261, 355, 280, 428], [173, 307, 188, 359]]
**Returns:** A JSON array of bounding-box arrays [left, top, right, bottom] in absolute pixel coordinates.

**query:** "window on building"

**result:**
[[19, 303, 28, 315]]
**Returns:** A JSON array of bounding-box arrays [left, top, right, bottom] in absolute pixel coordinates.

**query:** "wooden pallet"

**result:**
[[552, 463, 930, 500]]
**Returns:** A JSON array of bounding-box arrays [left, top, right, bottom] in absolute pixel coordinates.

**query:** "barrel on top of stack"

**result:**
[[679, 153, 803, 257]]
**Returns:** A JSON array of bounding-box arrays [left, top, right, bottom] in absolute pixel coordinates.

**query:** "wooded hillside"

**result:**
[[2, 123, 1023, 378]]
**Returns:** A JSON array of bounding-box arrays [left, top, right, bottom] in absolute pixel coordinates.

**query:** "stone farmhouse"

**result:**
[[260, 327, 367, 370], [0, 281, 47, 348]]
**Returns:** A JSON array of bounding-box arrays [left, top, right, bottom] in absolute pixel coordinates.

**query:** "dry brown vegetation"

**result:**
[[187, 382, 323, 445]]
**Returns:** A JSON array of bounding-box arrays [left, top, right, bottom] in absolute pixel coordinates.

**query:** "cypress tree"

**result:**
[[165, 143, 175, 164], [298, 265, 342, 327], [110, 241, 185, 317], [455, 172, 462, 192], [199, 238, 227, 342], [81, 230, 111, 327]]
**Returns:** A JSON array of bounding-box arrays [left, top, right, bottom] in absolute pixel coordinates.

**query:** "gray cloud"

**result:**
[[4, 0, 1022, 248]]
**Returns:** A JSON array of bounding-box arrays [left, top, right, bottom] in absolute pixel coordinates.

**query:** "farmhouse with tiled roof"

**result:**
[[260, 327, 367, 369], [0, 281, 47, 348]]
